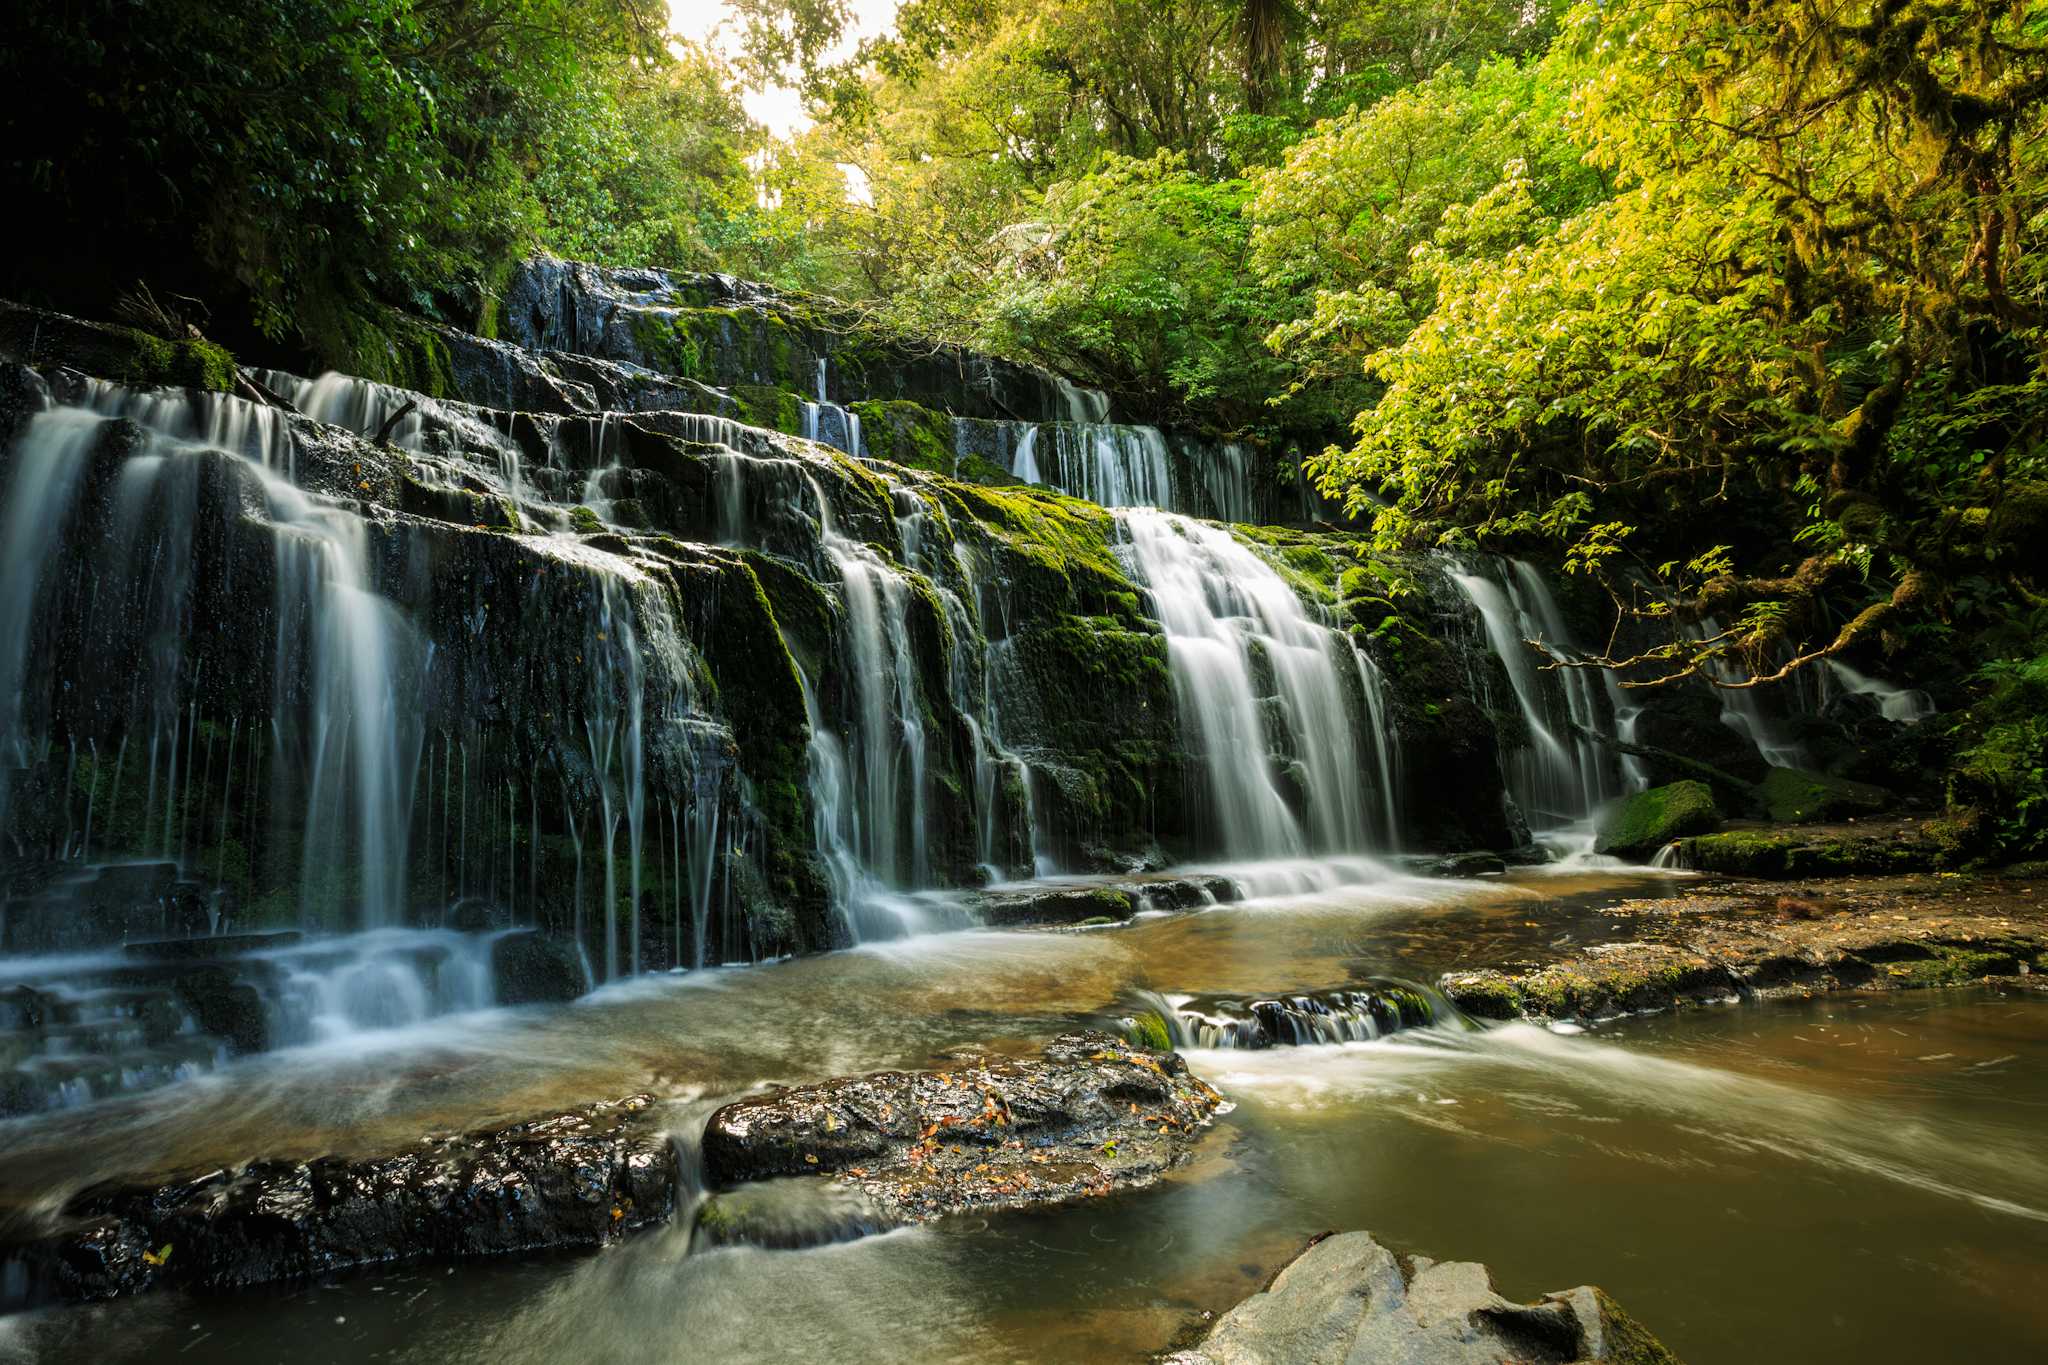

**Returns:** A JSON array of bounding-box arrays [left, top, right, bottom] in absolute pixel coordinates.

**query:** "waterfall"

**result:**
[[267, 466, 423, 929], [1446, 558, 1638, 843], [0, 382, 424, 927], [994, 416, 1258, 522], [0, 405, 102, 828], [1118, 510, 1390, 857], [1691, 614, 1807, 768], [800, 358, 864, 458], [1818, 658, 1935, 725]]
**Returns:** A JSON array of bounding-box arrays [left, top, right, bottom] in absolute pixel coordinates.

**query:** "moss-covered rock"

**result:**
[[850, 398, 955, 474], [1756, 766, 1892, 823], [1673, 829, 1936, 877], [1594, 780, 1722, 858], [0, 300, 237, 392]]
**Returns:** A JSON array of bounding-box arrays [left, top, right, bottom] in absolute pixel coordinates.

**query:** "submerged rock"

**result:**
[[1594, 781, 1722, 859], [0, 1095, 676, 1304], [1166, 1230, 1679, 1365], [701, 1031, 1222, 1227]]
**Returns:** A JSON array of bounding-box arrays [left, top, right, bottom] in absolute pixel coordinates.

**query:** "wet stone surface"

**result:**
[[701, 1031, 1223, 1230], [0, 1094, 676, 1305]]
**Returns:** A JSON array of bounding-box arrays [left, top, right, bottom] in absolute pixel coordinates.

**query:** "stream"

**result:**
[[5, 864, 2046, 1363]]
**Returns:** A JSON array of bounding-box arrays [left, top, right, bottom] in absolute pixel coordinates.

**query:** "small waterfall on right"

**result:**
[[1447, 558, 1641, 855]]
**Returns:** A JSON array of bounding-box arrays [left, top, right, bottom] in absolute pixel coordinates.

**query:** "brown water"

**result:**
[[4, 865, 2046, 1363]]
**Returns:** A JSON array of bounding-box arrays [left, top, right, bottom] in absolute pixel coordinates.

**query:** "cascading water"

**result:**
[[800, 358, 864, 458], [1817, 658, 1936, 725], [1118, 509, 1395, 858], [1690, 614, 1808, 768], [1447, 558, 1640, 849]]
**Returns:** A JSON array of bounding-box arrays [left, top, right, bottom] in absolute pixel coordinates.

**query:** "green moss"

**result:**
[[1594, 780, 1722, 858], [1677, 829, 1935, 877], [1593, 1288, 1682, 1365], [730, 382, 805, 435], [940, 482, 1128, 587], [1125, 1009, 1174, 1051], [0, 301, 239, 392], [849, 398, 955, 474], [1443, 974, 1523, 1020], [1883, 942, 2024, 986], [1757, 766, 1893, 823], [569, 505, 603, 535]]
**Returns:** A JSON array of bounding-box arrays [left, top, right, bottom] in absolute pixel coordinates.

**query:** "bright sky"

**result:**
[[667, 0, 902, 138]]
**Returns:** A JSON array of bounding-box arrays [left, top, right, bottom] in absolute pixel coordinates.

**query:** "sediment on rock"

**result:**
[[1440, 875, 2048, 1022], [700, 1031, 1222, 1232]]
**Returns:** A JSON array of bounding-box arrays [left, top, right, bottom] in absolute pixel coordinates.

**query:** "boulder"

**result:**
[[1166, 1230, 1680, 1365], [1594, 781, 1722, 859], [1755, 766, 1892, 824], [166, 965, 269, 1054], [701, 1031, 1222, 1225], [490, 929, 587, 1005], [1, 1095, 676, 1305]]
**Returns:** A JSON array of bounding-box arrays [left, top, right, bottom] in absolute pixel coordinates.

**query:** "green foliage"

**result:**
[[0, 2, 761, 364], [1955, 652, 2048, 856]]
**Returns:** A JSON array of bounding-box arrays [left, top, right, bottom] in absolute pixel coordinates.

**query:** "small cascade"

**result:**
[[1020, 423, 1174, 510], [1447, 558, 1638, 842], [800, 358, 864, 458], [0, 381, 425, 929], [1691, 615, 1808, 768], [1119, 510, 1393, 856], [784, 472, 952, 939], [1132, 981, 1440, 1050], [893, 490, 1043, 880], [1650, 840, 1690, 870], [1817, 659, 1936, 725], [0, 926, 510, 1117]]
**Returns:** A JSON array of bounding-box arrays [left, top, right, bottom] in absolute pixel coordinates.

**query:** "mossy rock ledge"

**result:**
[[1756, 766, 1893, 824], [1594, 780, 1722, 859], [1164, 1229, 1680, 1365]]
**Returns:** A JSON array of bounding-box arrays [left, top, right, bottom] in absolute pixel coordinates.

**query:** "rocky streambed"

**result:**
[[5, 863, 2048, 1364]]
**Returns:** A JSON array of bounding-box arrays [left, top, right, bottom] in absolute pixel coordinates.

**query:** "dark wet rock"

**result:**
[[975, 885, 1140, 926], [1166, 1230, 1679, 1365], [971, 874, 1236, 928], [1442, 952, 1742, 1023], [490, 929, 588, 1005], [1424, 851, 1508, 878], [1594, 781, 1721, 859], [445, 897, 507, 933], [0, 1095, 675, 1305], [0, 862, 187, 953], [701, 1031, 1222, 1225], [1441, 884, 2048, 1022], [166, 965, 269, 1054], [122, 931, 302, 961]]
